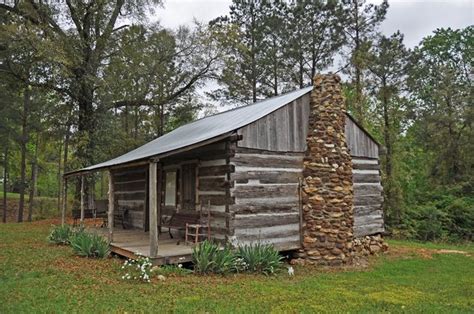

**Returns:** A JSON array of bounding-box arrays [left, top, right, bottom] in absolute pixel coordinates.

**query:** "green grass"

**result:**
[[0, 192, 57, 201], [0, 221, 473, 313]]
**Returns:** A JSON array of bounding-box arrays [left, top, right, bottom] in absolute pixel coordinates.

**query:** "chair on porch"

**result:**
[[185, 201, 211, 245]]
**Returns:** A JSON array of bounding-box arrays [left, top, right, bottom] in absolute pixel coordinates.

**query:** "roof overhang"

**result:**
[[64, 131, 236, 178]]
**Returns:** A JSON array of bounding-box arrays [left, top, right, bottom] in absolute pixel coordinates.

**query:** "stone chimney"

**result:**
[[298, 74, 354, 266]]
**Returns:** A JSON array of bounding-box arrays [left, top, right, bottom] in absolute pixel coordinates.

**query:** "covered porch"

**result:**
[[88, 226, 194, 265], [61, 136, 235, 264]]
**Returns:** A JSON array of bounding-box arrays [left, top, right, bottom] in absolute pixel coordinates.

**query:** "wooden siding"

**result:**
[[345, 116, 379, 158], [234, 93, 383, 241], [161, 140, 233, 241], [237, 94, 379, 160], [352, 157, 384, 237], [112, 165, 148, 229], [229, 147, 303, 250], [237, 94, 310, 152]]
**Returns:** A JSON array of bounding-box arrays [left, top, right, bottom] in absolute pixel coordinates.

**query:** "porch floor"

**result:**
[[88, 226, 194, 265]]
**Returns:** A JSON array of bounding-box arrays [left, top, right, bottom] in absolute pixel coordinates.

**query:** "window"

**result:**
[[164, 171, 177, 206]]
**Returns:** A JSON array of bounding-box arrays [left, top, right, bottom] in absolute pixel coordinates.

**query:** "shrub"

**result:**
[[70, 231, 110, 258], [121, 254, 153, 282], [192, 241, 234, 274], [192, 240, 283, 275], [48, 224, 73, 245], [413, 205, 448, 241], [235, 243, 283, 275], [401, 192, 474, 242]]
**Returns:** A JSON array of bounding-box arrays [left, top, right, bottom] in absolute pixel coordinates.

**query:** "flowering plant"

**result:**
[[120, 254, 153, 283]]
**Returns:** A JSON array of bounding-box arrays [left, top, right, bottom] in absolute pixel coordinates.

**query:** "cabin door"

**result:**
[[181, 163, 197, 211]]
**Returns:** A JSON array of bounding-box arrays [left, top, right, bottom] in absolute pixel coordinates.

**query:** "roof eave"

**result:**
[[64, 131, 237, 178]]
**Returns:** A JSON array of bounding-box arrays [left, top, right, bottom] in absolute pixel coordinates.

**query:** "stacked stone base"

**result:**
[[291, 246, 353, 266], [291, 235, 388, 266], [352, 234, 388, 256]]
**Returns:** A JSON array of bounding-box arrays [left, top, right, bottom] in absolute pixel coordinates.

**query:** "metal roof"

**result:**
[[70, 86, 313, 174]]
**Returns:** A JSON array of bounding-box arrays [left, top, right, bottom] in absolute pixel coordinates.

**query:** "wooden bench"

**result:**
[[72, 209, 94, 226], [161, 211, 200, 239], [94, 200, 108, 227], [114, 207, 130, 229]]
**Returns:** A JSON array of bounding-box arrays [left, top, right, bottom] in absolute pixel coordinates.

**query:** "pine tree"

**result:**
[[342, 0, 388, 124], [286, 0, 345, 88], [367, 32, 409, 225]]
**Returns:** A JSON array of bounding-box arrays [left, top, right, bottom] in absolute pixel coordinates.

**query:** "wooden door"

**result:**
[[181, 164, 197, 211]]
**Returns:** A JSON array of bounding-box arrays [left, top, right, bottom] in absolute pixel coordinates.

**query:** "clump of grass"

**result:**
[[192, 240, 283, 275], [192, 241, 234, 274], [235, 243, 283, 275], [47, 224, 73, 245], [70, 231, 110, 258]]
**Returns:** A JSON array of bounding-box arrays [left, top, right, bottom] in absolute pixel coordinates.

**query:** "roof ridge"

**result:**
[[188, 85, 312, 125], [67, 85, 313, 175]]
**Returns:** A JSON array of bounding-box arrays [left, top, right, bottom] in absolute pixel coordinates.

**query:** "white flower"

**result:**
[[178, 264, 182, 268], [288, 266, 294, 276], [229, 236, 238, 247]]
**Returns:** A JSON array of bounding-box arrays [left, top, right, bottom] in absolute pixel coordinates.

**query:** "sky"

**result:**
[[152, 0, 473, 48], [149, 0, 473, 111]]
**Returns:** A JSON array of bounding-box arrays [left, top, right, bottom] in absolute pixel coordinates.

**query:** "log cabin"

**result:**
[[65, 74, 384, 265]]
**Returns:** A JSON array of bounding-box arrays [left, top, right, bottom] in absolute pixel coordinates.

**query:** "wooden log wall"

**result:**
[[234, 93, 384, 243], [112, 165, 148, 229], [352, 157, 384, 237], [160, 140, 234, 241], [229, 146, 303, 251], [237, 94, 310, 152], [345, 116, 379, 158]]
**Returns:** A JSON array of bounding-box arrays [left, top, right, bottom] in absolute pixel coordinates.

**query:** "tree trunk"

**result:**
[[381, 83, 396, 224], [57, 139, 62, 213], [159, 104, 165, 136], [75, 76, 96, 206], [27, 132, 40, 222], [353, 0, 365, 125], [134, 107, 139, 140], [2, 142, 8, 223], [250, 7, 257, 103], [299, 53, 304, 88], [124, 104, 129, 135], [273, 37, 278, 96], [62, 123, 70, 219], [273, 63, 278, 96], [18, 88, 30, 223]]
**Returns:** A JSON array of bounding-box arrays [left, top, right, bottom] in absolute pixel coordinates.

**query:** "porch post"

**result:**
[[149, 161, 158, 258], [61, 177, 67, 225], [108, 170, 114, 242], [80, 176, 85, 224]]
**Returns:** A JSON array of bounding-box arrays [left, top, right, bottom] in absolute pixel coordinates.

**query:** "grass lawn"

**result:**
[[1, 220, 473, 313]]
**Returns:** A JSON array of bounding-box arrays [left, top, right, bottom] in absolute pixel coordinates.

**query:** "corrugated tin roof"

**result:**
[[71, 86, 313, 174]]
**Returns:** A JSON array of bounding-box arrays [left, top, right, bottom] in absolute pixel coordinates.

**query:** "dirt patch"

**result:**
[[30, 218, 98, 226], [387, 245, 471, 260], [436, 249, 471, 256]]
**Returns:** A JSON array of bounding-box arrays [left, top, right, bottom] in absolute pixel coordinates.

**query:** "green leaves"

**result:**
[[235, 242, 283, 275], [192, 240, 283, 275], [69, 230, 110, 259], [192, 241, 234, 274], [47, 224, 73, 245]]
